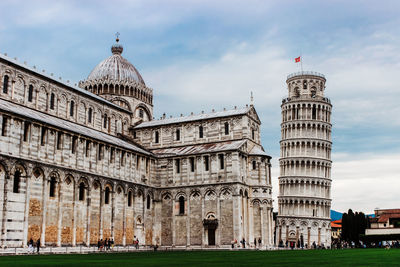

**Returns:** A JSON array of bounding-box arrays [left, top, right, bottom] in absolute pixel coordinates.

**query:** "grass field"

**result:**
[[0, 249, 399, 266]]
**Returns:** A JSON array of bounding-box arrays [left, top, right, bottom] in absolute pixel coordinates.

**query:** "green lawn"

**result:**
[[0, 249, 399, 266]]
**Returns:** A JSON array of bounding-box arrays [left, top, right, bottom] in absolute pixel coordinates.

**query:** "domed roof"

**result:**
[[87, 39, 145, 85]]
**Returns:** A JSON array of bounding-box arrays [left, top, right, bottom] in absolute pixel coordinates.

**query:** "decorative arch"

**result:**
[[110, 97, 132, 111], [134, 103, 151, 120]]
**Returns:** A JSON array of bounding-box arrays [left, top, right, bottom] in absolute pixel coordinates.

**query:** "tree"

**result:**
[[341, 209, 368, 244]]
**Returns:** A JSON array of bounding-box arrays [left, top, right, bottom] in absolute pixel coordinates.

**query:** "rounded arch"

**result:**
[[48, 171, 61, 182], [134, 103, 151, 120], [77, 176, 89, 188], [189, 190, 201, 199], [205, 212, 216, 220], [116, 183, 125, 194], [175, 191, 186, 200]]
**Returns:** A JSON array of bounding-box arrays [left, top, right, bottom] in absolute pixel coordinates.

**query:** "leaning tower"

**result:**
[[277, 71, 332, 248]]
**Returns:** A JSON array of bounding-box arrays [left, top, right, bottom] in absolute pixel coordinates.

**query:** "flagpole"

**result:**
[[300, 52, 303, 73]]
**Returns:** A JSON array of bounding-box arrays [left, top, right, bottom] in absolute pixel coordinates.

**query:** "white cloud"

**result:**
[[331, 153, 400, 213], [270, 153, 400, 215]]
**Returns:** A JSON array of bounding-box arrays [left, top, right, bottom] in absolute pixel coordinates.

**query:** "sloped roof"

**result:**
[[151, 140, 246, 158], [0, 53, 131, 113], [0, 99, 151, 155], [378, 213, 400, 223], [249, 145, 269, 157], [134, 106, 251, 128]]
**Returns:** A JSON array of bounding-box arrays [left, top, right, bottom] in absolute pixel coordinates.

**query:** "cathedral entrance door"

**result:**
[[203, 216, 218, 246], [208, 229, 215, 246]]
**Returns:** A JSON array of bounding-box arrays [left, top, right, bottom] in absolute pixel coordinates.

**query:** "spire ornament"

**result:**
[[111, 32, 123, 54]]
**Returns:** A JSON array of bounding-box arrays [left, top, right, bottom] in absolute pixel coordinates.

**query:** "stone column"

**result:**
[[172, 198, 176, 247], [285, 225, 289, 244], [216, 196, 221, 247], [22, 172, 31, 247], [72, 183, 77, 246], [278, 223, 282, 244], [35, 90, 39, 109], [122, 192, 127, 246], [307, 227, 311, 248], [186, 195, 190, 247], [318, 228, 321, 246], [233, 194, 241, 243], [56, 181, 62, 247], [111, 189, 115, 240], [269, 209, 273, 246], [11, 81, 15, 99], [260, 205, 265, 247], [248, 202, 254, 248], [99, 188, 103, 239], [41, 177, 48, 246], [201, 194, 205, 246], [246, 195, 250, 243], [85, 188, 91, 246]]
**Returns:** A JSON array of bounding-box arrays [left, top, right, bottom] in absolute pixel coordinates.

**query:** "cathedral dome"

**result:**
[[86, 39, 145, 85]]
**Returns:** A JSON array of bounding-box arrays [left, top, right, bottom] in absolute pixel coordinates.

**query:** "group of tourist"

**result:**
[[96, 236, 140, 251], [332, 240, 400, 249], [97, 239, 114, 251], [27, 238, 40, 254], [231, 238, 262, 249]]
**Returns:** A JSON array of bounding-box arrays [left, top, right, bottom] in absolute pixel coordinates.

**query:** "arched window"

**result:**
[[49, 177, 56, 197], [146, 195, 151, 209], [155, 131, 159, 143], [70, 100, 75, 116], [176, 129, 180, 141], [294, 87, 300, 97], [303, 80, 307, 89], [179, 196, 185, 215], [311, 87, 316, 98], [252, 160, 257, 170], [13, 170, 21, 193], [50, 93, 55, 110], [224, 122, 229, 135], [105, 187, 110, 204], [312, 105, 317, 120], [175, 159, 180, 173], [2, 75, 9, 94], [252, 129, 255, 140], [88, 108, 93, 123], [128, 191, 132, 207], [79, 182, 85, 201], [103, 114, 108, 128], [139, 109, 144, 118], [219, 154, 224, 169], [199, 126, 203, 138], [28, 85, 33, 102]]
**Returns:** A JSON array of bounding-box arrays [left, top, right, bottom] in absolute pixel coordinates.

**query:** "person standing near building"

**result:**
[[36, 239, 40, 254], [28, 238, 33, 253]]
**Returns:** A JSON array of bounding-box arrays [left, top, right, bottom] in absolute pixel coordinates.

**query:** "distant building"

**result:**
[[331, 219, 341, 241], [366, 209, 400, 236]]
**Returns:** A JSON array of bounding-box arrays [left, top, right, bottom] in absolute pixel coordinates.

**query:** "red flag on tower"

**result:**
[[295, 56, 301, 63]]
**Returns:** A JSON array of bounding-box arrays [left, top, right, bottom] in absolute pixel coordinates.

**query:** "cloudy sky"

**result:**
[[1, 0, 399, 214]]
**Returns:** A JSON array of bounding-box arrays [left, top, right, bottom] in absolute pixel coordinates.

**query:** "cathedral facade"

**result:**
[[0, 39, 274, 248]]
